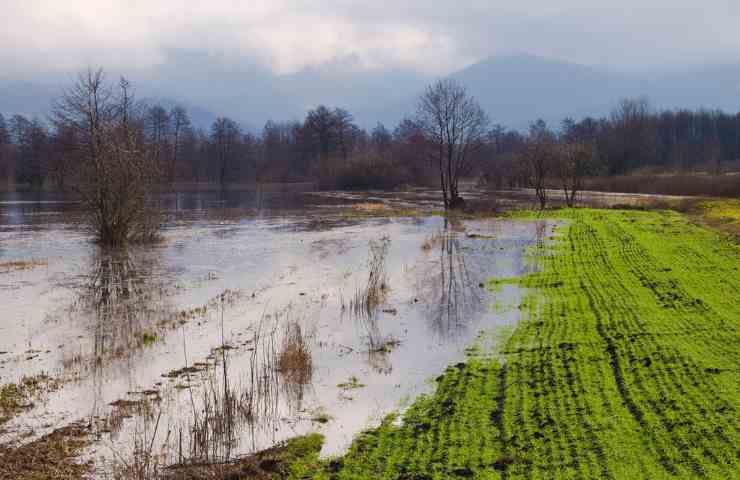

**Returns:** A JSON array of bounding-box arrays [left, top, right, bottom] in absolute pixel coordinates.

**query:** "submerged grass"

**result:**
[[337, 376, 365, 391], [0, 259, 48, 272], [0, 373, 61, 426], [0, 422, 92, 479], [287, 207, 738, 479], [351, 237, 391, 315], [163, 433, 324, 480]]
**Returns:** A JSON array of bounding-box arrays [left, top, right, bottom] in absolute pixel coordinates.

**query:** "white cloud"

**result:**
[[1, 1, 739, 77]]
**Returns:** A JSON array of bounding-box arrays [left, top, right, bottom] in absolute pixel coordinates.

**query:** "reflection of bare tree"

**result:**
[[536, 220, 547, 250], [346, 303, 397, 375], [83, 248, 165, 364], [367, 347, 393, 375], [521, 220, 551, 277], [76, 247, 166, 428], [419, 219, 483, 339]]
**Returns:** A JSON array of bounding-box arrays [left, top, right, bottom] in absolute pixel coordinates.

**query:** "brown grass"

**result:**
[[351, 237, 391, 315], [583, 172, 740, 197], [0, 374, 62, 426], [101, 395, 160, 435], [0, 422, 92, 480], [351, 202, 389, 212], [0, 259, 48, 272], [277, 321, 313, 386]]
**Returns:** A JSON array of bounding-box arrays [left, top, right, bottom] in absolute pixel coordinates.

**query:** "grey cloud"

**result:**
[[1, 1, 738, 78]]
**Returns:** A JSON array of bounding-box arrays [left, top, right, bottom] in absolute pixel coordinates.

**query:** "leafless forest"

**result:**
[[2, 72, 739, 200]]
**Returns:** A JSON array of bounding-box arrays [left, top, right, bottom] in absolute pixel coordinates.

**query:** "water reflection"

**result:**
[[418, 219, 484, 339], [60, 246, 171, 382], [0, 190, 561, 472], [87, 248, 166, 361]]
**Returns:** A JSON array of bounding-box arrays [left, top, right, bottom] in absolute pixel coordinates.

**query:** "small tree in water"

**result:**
[[415, 79, 488, 209], [53, 69, 161, 245]]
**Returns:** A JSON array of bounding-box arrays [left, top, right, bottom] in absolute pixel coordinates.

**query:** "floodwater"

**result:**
[[0, 188, 555, 475]]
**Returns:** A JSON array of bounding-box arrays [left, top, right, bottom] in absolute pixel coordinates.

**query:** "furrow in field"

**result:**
[[301, 209, 738, 479]]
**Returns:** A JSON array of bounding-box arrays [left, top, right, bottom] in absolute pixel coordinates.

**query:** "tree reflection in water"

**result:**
[[419, 218, 484, 340], [82, 247, 166, 365]]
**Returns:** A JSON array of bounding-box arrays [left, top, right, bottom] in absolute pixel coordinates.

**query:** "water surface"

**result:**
[[0, 188, 555, 474]]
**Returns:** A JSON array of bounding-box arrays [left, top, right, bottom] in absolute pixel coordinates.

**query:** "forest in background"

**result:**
[[1, 86, 740, 196]]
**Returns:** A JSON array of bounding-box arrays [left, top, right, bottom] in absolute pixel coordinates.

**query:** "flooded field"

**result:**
[[0, 188, 557, 476]]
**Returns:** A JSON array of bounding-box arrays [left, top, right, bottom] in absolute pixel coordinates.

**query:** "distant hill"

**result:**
[[448, 54, 740, 129], [0, 80, 60, 120], [644, 62, 740, 113], [2, 53, 740, 131], [449, 54, 640, 128]]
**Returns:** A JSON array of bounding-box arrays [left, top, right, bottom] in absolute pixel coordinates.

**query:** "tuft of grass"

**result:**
[[277, 321, 313, 385], [351, 237, 391, 315], [0, 373, 61, 426], [0, 259, 48, 273], [370, 337, 401, 354], [310, 409, 332, 424], [337, 376, 365, 390], [140, 330, 159, 347]]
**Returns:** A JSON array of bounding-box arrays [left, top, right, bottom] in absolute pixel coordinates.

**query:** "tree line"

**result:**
[[1, 80, 739, 198], [0, 88, 434, 191]]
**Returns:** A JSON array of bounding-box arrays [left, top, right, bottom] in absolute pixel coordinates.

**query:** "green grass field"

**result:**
[[290, 208, 739, 479]]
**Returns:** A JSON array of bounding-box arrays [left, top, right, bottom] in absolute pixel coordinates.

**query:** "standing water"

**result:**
[[0, 188, 556, 475]]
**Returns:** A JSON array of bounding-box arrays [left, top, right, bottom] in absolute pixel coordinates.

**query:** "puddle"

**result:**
[[0, 189, 558, 476]]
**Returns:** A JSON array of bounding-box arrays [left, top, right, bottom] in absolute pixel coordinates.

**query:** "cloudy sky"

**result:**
[[2, 1, 739, 78]]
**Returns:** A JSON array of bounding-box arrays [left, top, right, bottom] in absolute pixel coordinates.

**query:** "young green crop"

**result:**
[[291, 208, 739, 479]]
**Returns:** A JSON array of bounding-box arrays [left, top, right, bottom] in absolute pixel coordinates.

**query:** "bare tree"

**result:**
[[415, 79, 488, 209], [304, 105, 336, 169], [210, 117, 241, 185], [9, 115, 49, 189], [49, 122, 80, 191], [333, 108, 357, 160], [371, 123, 392, 156], [169, 106, 190, 184], [53, 68, 160, 245], [558, 141, 596, 207], [608, 97, 656, 174], [0, 114, 11, 185], [521, 120, 557, 209], [146, 104, 170, 169], [0, 114, 8, 145]]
